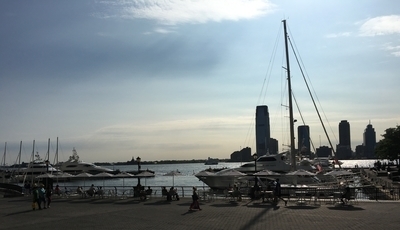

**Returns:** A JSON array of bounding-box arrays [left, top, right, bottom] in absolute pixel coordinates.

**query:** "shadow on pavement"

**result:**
[[327, 205, 365, 211]]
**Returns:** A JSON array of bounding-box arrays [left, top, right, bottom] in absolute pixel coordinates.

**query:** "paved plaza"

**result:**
[[1, 196, 399, 230]]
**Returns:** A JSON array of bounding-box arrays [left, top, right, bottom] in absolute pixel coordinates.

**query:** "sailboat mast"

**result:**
[[46, 138, 50, 161], [55, 137, 59, 165], [282, 20, 296, 171], [2, 142, 6, 166]]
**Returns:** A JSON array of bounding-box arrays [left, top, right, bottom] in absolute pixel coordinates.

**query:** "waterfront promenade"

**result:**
[[1, 196, 399, 230]]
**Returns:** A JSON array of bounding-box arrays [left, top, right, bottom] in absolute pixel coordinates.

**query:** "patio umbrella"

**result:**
[[92, 172, 114, 188], [75, 172, 93, 189], [115, 172, 134, 188], [324, 170, 354, 176], [254, 170, 281, 176], [135, 171, 155, 186], [286, 169, 315, 176], [54, 172, 74, 189], [164, 170, 182, 186], [36, 173, 55, 179]]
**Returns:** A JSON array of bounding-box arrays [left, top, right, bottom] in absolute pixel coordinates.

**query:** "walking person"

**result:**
[[38, 184, 47, 209], [189, 187, 201, 211], [46, 185, 52, 208], [32, 184, 40, 210], [273, 179, 287, 206]]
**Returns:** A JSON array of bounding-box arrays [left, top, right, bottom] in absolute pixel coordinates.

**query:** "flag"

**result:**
[[334, 158, 339, 165], [316, 164, 322, 172]]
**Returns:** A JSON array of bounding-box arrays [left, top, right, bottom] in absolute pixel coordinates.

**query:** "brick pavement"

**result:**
[[1, 196, 399, 230]]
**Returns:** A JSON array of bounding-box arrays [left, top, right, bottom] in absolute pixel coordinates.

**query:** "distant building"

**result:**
[[336, 120, 352, 159], [316, 146, 331, 158], [297, 125, 310, 157], [268, 138, 278, 155], [230, 147, 251, 162], [255, 105, 270, 156], [363, 122, 376, 159], [355, 145, 364, 159]]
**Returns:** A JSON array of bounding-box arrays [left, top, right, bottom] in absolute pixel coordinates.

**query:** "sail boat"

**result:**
[[195, 20, 340, 189]]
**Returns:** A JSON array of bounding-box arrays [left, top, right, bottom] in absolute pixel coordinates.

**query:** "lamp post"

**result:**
[[136, 157, 141, 186], [45, 160, 49, 188]]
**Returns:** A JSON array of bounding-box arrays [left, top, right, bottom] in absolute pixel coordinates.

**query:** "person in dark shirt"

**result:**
[[273, 179, 287, 206]]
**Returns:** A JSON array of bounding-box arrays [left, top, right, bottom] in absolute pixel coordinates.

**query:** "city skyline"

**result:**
[[1, 1, 399, 164]]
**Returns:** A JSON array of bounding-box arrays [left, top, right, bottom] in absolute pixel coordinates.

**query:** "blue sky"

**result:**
[[1, 0, 399, 164]]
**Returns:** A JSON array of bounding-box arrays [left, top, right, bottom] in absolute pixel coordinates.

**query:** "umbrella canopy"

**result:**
[[36, 173, 55, 179], [93, 172, 114, 188], [75, 172, 93, 188], [254, 169, 281, 176], [75, 172, 93, 178], [164, 170, 182, 186], [93, 172, 114, 178], [286, 169, 315, 176], [324, 170, 354, 176], [115, 172, 134, 188], [115, 172, 134, 178], [55, 172, 74, 178], [134, 171, 155, 178]]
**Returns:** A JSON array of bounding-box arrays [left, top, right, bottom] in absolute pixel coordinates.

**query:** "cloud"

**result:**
[[325, 32, 351, 38], [98, 0, 275, 25], [359, 15, 400, 36], [384, 44, 400, 57]]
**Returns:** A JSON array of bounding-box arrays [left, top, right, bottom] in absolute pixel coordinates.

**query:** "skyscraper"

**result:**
[[336, 120, 352, 159], [297, 125, 310, 157], [363, 122, 376, 159], [339, 120, 351, 148], [255, 105, 270, 156]]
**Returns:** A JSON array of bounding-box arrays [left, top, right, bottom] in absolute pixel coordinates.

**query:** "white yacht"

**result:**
[[59, 148, 114, 175], [22, 152, 60, 175], [234, 153, 316, 174]]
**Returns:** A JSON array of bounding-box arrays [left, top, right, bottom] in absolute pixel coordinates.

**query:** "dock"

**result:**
[[1, 195, 400, 230]]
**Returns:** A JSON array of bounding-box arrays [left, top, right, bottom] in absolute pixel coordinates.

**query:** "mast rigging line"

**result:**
[[286, 27, 339, 166]]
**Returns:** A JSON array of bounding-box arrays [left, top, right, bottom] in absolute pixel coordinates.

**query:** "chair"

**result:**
[[206, 189, 216, 202], [346, 189, 358, 205]]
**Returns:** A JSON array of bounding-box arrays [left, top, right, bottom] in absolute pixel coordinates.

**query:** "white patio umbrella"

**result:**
[[286, 169, 315, 176], [92, 172, 114, 188], [54, 172, 74, 189], [115, 172, 134, 188], [75, 172, 93, 189], [36, 173, 55, 179], [164, 170, 182, 186], [324, 170, 354, 176], [135, 171, 155, 186], [254, 170, 281, 176]]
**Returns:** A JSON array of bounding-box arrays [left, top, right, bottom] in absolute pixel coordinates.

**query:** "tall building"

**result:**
[[339, 120, 351, 147], [230, 147, 251, 162], [336, 120, 352, 159], [269, 138, 278, 155], [297, 125, 310, 157], [363, 122, 376, 159], [255, 105, 270, 156]]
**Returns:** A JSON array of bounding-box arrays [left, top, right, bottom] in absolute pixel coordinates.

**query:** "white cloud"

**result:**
[[359, 15, 400, 36], [385, 44, 400, 57], [326, 32, 351, 38], [100, 0, 275, 25]]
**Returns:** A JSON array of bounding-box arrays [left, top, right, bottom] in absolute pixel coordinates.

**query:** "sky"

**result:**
[[1, 0, 400, 164]]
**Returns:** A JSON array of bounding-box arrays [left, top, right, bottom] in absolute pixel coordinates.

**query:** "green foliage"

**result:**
[[375, 125, 400, 160]]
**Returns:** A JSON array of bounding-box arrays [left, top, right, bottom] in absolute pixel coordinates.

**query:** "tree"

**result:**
[[375, 125, 400, 164]]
